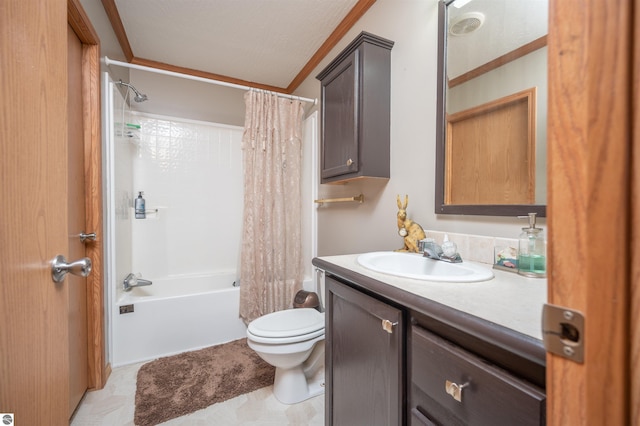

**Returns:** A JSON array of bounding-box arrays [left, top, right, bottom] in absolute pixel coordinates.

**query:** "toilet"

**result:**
[[246, 282, 325, 404]]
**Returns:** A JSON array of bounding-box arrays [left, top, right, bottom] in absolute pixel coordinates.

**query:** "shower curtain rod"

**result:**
[[104, 56, 317, 105]]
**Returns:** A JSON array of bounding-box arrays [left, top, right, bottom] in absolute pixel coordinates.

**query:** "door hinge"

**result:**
[[541, 303, 584, 363]]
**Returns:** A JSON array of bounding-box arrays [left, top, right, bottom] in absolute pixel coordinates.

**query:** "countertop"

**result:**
[[313, 253, 547, 341]]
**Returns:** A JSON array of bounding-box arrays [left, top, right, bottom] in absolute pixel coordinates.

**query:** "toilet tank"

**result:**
[[293, 290, 320, 309], [293, 268, 326, 311]]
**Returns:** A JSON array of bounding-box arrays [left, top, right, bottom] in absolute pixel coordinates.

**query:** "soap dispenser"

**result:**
[[517, 213, 546, 278], [135, 191, 146, 219]]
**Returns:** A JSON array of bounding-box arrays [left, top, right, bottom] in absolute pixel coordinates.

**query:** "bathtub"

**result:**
[[111, 272, 247, 366]]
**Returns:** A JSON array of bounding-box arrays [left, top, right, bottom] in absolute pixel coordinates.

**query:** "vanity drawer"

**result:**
[[411, 326, 545, 425]]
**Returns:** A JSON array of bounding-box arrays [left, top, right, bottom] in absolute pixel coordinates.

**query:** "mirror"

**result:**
[[435, 0, 548, 216]]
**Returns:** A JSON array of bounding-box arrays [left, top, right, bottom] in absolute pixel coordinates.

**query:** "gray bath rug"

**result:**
[[134, 338, 275, 426]]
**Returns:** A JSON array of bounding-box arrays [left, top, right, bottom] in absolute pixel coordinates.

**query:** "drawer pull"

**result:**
[[382, 319, 398, 333], [346, 158, 353, 166], [445, 380, 469, 403]]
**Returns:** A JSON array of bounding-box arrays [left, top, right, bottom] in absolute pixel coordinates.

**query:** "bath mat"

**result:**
[[134, 338, 275, 426]]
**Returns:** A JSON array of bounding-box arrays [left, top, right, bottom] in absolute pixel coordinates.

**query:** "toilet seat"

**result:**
[[247, 308, 324, 344]]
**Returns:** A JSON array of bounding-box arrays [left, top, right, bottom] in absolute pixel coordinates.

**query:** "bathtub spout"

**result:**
[[123, 273, 153, 291]]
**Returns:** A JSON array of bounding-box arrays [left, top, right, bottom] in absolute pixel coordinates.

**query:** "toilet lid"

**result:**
[[248, 308, 324, 339]]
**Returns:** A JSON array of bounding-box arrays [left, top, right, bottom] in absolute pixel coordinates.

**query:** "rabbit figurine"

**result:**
[[396, 195, 426, 253]]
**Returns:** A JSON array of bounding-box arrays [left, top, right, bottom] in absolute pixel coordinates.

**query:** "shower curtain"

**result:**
[[239, 90, 305, 323]]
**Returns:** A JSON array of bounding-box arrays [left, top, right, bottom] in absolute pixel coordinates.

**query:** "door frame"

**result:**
[[633, 2, 640, 423], [68, 0, 107, 390]]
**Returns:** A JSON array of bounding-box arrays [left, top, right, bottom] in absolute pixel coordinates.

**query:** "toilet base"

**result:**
[[273, 365, 325, 404], [272, 341, 325, 404]]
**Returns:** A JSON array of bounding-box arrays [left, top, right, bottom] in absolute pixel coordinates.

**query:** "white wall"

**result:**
[[293, 0, 545, 256], [99, 0, 548, 260], [126, 113, 244, 281], [112, 89, 134, 295], [129, 69, 246, 126], [119, 75, 320, 288], [104, 77, 137, 363]]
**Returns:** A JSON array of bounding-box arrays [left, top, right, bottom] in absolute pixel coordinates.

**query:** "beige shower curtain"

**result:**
[[239, 90, 305, 323]]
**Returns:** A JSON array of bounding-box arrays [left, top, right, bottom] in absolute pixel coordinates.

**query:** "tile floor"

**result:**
[[70, 361, 324, 425]]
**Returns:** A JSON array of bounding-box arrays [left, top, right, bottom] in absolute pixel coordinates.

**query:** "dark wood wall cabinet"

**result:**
[[314, 258, 546, 426], [316, 32, 394, 184]]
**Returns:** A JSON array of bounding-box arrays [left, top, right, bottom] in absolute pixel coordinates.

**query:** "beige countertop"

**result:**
[[316, 253, 547, 341]]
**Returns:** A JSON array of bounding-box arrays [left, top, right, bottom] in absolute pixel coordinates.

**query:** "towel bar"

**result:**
[[314, 194, 364, 205]]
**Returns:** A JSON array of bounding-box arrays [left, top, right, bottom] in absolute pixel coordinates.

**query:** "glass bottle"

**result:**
[[517, 213, 546, 278]]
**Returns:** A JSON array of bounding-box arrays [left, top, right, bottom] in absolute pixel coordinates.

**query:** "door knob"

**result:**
[[51, 255, 92, 283], [79, 232, 97, 243]]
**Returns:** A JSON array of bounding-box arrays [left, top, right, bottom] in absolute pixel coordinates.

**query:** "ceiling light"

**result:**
[[452, 0, 474, 8]]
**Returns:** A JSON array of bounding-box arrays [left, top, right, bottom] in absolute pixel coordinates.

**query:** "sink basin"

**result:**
[[356, 251, 494, 282]]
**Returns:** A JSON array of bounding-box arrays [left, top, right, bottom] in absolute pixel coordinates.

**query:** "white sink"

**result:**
[[356, 251, 494, 283]]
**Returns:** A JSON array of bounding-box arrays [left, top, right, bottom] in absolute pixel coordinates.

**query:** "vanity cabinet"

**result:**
[[316, 32, 394, 183], [325, 276, 404, 426], [410, 325, 545, 425], [315, 260, 547, 426]]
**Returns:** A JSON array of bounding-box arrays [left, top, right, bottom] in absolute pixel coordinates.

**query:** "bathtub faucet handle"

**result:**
[[123, 273, 153, 291]]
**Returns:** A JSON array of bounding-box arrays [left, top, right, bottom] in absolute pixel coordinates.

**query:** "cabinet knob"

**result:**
[[445, 380, 469, 403], [381, 319, 397, 333], [346, 158, 353, 166]]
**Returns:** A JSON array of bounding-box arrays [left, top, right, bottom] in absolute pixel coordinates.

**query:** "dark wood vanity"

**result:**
[[313, 256, 546, 426]]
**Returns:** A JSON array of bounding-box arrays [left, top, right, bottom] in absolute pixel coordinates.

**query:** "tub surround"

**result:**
[[112, 273, 247, 366]]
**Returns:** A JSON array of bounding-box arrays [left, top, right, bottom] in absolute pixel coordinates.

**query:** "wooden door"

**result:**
[[67, 22, 89, 416], [326, 276, 404, 426], [632, 1, 640, 422], [0, 1, 71, 424], [547, 0, 632, 424], [0, 0, 104, 423], [445, 88, 536, 205]]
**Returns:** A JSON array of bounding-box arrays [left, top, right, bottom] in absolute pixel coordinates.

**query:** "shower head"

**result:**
[[133, 92, 148, 103], [116, 80, 148, 103]]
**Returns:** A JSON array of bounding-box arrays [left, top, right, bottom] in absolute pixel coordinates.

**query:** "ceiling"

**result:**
[[93, 0, 373, 93], [447, 0, 548, 78]]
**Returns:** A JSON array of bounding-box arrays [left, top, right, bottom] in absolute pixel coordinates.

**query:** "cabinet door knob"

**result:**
[[346, 158, 353, 166], [445, 380, 469, 403], [382, 319, 397, 333]]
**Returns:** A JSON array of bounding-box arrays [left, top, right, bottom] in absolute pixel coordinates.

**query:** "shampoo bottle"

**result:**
[[517, 213, 546, 278], [135, 191, 146, 219]]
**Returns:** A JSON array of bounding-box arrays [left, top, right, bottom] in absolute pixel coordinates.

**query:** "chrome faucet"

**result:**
[[419, 237, 463, 263], [123, 273, 153, 291]]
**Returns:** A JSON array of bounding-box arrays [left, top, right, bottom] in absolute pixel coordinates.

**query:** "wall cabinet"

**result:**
[[321, 270, 546, 426], [316, 32, 394, 183]]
